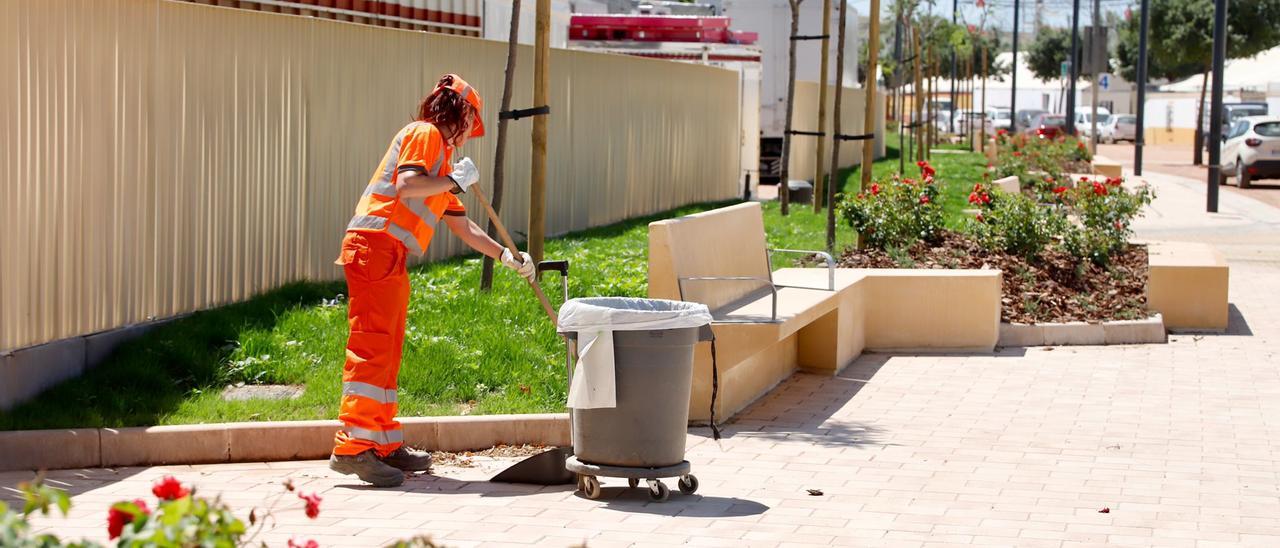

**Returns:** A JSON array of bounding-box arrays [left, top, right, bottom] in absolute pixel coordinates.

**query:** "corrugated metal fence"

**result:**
[[787, 81, 887, 183], [0, 0, 742, 351]]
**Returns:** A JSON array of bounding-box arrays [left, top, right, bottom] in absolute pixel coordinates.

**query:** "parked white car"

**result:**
[[1222, 116, 1280, 188], [1073, 107, 1112, 139], [1101, 114, 1138, 143], [984, 107, 1013, 135]]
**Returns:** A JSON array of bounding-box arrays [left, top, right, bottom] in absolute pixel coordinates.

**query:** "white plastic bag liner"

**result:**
[[559, 297, 712, 409]]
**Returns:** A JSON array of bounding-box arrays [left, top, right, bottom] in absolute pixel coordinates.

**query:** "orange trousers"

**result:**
[[333, 231, 410, 457]]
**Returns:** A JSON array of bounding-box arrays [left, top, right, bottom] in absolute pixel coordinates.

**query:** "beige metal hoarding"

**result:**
[[0, 0, 741, 351], [786, 81, 886, 184]]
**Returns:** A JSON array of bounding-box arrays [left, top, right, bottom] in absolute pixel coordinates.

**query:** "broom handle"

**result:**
[[470, 186, 559, 326]]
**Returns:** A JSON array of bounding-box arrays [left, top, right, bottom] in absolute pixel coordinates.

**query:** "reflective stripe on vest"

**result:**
[[347, 215, 388, 231], [342, 381, 397, 404], [343, 426, 404, 445], [362, 180, 397, 198]]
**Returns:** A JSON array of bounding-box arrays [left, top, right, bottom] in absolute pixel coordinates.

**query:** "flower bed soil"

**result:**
[[834, 231, 1149, 324]]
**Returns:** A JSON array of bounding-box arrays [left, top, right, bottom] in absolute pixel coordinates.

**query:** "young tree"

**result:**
[[779, 0, 805, 216]]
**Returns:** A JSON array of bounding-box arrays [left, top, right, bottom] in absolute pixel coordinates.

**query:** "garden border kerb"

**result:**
[[0, 414, 569, 473]]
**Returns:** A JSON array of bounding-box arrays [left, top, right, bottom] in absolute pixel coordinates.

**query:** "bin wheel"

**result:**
[[628, 478, 640, 489], [678, 475, 699, 495], [648, 480, 670, 502], [582, 475, 602, 500]]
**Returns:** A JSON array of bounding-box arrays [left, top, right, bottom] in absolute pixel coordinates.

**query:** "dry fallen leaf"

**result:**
[[806, 489, 824, 496], [1098, 507, 1111, 513]]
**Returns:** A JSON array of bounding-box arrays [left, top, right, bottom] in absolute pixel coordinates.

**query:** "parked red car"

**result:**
[[1026, 114, 1068, 139]]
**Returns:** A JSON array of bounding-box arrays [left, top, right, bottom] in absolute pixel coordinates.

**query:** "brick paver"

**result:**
[[5, 169, 1280, 547]]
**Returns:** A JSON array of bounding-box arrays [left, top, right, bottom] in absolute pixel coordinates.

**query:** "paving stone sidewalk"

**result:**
[[5, 169, 1280, 547]]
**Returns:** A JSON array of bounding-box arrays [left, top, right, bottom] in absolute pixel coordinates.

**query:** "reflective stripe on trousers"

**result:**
[[333, 231, 410, 457]]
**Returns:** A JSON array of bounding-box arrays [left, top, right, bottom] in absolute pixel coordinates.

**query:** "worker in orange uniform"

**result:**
[[329, 74, 535, 487]]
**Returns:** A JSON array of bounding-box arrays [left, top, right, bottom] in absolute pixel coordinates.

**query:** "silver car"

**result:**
[[1102, 114, 1138, 143]]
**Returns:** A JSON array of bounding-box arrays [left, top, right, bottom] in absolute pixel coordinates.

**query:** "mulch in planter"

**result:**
[[831, 231, 1149, 324]]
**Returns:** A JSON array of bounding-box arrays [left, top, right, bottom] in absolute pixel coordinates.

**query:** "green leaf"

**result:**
[[53, 489, 71, 516], [161, 496, 192, 526]]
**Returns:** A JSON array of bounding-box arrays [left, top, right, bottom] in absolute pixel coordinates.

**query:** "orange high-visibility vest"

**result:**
[[345, 121, 466, 255]]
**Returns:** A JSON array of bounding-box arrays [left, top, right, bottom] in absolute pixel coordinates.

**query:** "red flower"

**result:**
[[968, 192, 981, 205], [967, 24, 976, 33], [986, 162, 994, 168], [1045, 175, 1055, 183], [299, 492, 322, 519], [975, 212, 985, 223], [289, 540, 320, 548], [997, 128, 1007, 136], [107, 499, 150, 540], [1092, 181, 1108, 196], [1013, 151, 1022, 157], [1053, 186, 1068, 195], [923, 174, 935, 184], [1114, 221, 1125, 230], [870, 183, 881, 195], [919, 194, 931, 204], [903, 177, 916, 185], [856, 193, 866, 200], [151, 476, 190, 501], [1107, 177, 1123, 186], [982, 193, 992, 204], [973, 183, 984, 193]]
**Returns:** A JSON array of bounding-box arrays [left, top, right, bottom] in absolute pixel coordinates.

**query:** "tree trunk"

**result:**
[[480, 0, 523, 290], [528, 0, 550, 264], [780, 0, 803, 215], [828, 0, 850, 252], [813, 0, 832, 213], [859, 0, 883, 192], [1194, 67, 1209, 166]]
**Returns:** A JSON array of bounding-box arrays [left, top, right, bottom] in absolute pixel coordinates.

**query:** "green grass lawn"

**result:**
[[0, 133, 988, 431]]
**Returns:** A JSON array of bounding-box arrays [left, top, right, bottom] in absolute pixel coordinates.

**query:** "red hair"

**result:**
[[416, 74, 475, 131]]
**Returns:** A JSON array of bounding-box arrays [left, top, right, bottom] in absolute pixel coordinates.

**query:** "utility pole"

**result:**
[[529, 0, 550, 263], [860, 0, 883, 191], [1011, 0, 1019, 131], [1089, 0, 1100, 155], [1207, 0, 1227, 212], [1066, 0, 1080, 136], [827, 0, 850, 253], [814, 0, 833, 213], [1134, 0, 1150, 175]]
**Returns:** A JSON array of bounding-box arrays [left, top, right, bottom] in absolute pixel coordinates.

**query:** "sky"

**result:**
[[846, 0, 1135, 36]]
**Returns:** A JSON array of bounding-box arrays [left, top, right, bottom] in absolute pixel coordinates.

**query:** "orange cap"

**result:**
[[433, 74, 485, 138]]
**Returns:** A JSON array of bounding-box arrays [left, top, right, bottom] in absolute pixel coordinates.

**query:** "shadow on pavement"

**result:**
[[0, 467, 148, 503], [597, 491, 768, 517], [1225, 303, 1253, 336]]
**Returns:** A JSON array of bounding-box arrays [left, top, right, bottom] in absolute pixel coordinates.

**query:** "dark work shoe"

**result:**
[[380, 446, 433, 472], [329, 451, 405, 487]]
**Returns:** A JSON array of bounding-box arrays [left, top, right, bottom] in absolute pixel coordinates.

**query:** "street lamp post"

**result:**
[[1206, 0, 1227, 212], [1135, 0, 1149, 175], [1010, 0, 1019, 131], [1066, 0, 1081, 136]]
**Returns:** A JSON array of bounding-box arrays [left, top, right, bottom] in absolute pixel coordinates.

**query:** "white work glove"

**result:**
[[448, 157, 480, 194], [501, 248, 536, 282]]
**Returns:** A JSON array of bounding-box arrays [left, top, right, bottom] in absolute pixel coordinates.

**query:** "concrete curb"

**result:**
[[999, 314, 1167, 347], [0, 413, 569, 472]]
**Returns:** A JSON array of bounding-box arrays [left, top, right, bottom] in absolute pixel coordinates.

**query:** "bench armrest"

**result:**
[[767, 248, 836, 291], [677, 276, 778, 322]]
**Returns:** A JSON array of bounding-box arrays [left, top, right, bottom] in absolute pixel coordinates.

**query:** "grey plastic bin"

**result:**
[[558, 298, 712, 469]]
